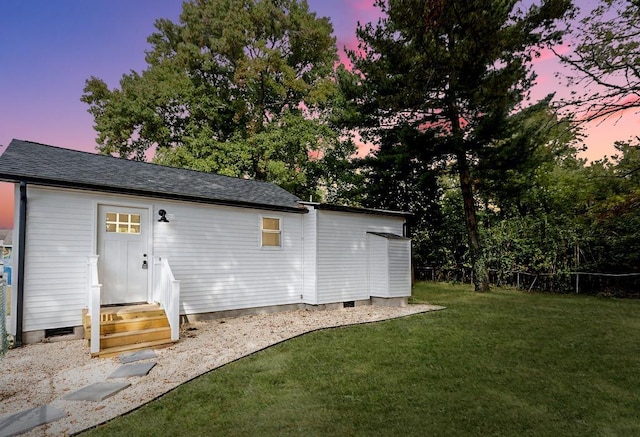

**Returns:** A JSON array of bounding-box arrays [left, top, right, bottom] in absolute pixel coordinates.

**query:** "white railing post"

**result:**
[[87, 255, 101, 355], [169, 274, 180, 341], [152, 256, 162, 304], [155, 257, 180, 342]]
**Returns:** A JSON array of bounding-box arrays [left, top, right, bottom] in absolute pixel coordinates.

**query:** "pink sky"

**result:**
[[0, 0, 636, 229]]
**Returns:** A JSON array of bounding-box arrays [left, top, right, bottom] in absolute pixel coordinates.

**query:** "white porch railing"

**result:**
[[87, 255, 102, 355], [153, 257, 180, 341]]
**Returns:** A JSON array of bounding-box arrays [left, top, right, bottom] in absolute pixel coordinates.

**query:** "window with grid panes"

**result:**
[[261, 217, 281, 247], [105, 212, 141, 234]]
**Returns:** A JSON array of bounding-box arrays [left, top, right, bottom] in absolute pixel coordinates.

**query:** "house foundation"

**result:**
[[180, 296, 409, 324]]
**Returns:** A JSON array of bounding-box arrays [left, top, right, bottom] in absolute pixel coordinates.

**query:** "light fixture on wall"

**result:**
[[158, 209, 169, 222]]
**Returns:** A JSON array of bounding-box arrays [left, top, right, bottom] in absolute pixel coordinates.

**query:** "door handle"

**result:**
[[142, 254, 148, 269]]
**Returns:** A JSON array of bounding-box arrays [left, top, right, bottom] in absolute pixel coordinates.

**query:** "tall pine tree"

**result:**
[[348, 0, 574, 291]]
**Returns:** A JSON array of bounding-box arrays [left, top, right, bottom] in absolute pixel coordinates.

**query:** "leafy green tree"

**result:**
[[348, 0, 574, 291], [479, 152, 587, 288], [580, 140, 640, 272], [556, 0, 640, 121], [82, 0, 342, 199], [479, 136, 640, 286]]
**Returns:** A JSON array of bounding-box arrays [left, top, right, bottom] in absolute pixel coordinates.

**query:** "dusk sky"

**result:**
[[1, 0, 637, 229]]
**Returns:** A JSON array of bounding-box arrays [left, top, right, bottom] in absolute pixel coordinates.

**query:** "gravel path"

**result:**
[[0, 304, 443, 436]]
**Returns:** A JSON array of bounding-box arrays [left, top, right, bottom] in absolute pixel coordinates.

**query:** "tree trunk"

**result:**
[[457, 151, 490, 292]]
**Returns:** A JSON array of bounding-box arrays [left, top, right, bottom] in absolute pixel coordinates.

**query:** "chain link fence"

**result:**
[[416, 266, 640, 297]]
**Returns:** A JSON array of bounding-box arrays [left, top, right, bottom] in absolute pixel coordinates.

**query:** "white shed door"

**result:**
[[98, 205, 149, 305]]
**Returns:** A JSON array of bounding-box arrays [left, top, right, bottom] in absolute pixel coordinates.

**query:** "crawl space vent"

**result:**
[[45, 327, 75, 338], [343, 301, 355, 308]]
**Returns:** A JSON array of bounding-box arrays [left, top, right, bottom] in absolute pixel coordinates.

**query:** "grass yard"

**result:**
[[82, 283, 640, 436]]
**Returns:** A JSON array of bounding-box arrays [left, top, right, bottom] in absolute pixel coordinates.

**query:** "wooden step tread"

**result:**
[[99, 310, 167, 322], [100, 326, 170, 340], [98, 326, 171, 350], [84, 311, 167, 326], [98, 314, 168, 325], [84, 304, 175, 357], [92, 339, 176, 358], [86, 316, 170, 337], [100, 303, 162, 315], [86, 315, 169, 330]]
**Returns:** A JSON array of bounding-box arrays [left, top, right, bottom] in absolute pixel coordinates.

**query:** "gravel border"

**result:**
[[0, 304, 444, 436]]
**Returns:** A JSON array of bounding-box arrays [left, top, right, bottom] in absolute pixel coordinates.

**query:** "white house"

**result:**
[[0, 139, 411, 356]]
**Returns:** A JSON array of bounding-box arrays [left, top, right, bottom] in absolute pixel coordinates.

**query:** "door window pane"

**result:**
[[106, 212, 142, 234]]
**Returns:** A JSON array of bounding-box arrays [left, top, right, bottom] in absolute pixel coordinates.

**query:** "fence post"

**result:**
[[575, 273, 579, 294], [517, 272, 520, 289]]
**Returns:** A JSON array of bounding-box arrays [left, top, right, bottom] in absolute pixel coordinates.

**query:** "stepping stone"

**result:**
[[63, 382, 130, 402], [108, 361, 157, 379], [0, 404, 65, 437], [119, 349, 157, 363]]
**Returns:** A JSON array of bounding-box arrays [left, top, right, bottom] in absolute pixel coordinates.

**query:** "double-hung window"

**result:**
[[261, 217, 281, 247]]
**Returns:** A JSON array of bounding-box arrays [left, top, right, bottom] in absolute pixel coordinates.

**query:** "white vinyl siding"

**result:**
[[22, 187, 95, 331], [315, 210, 405, 304], [368, 233, 411, 298], [388, 238, 411, 296], [20, 186, 305, 332], [153, 201, 303, 314], [18, 184, 410, 335]]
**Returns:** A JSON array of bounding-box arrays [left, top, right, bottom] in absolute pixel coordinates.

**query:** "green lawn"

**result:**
[[82, 283, 640, 436]]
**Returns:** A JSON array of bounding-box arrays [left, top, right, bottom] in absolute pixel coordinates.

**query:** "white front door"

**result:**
[[97, 205, 149, 305]]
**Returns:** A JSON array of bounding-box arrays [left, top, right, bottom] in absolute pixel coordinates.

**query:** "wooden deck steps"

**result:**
[[83, 303, 175, 358]]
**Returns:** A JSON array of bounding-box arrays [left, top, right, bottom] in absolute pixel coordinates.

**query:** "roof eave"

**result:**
[[299, 201, 412, 218], [0, 174, 308, 214]]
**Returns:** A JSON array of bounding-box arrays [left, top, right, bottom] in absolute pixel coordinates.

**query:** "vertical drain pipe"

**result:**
[[15, 181, 27, 347]]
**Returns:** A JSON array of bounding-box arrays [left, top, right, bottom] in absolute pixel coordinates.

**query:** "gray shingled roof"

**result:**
[[0, 140, 305, 212]]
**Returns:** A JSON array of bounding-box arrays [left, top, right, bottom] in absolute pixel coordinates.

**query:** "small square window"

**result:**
[[261, 217, 281, 247]]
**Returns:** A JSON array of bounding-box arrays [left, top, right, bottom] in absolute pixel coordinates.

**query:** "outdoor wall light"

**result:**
[[158, 209, 170, 222]]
